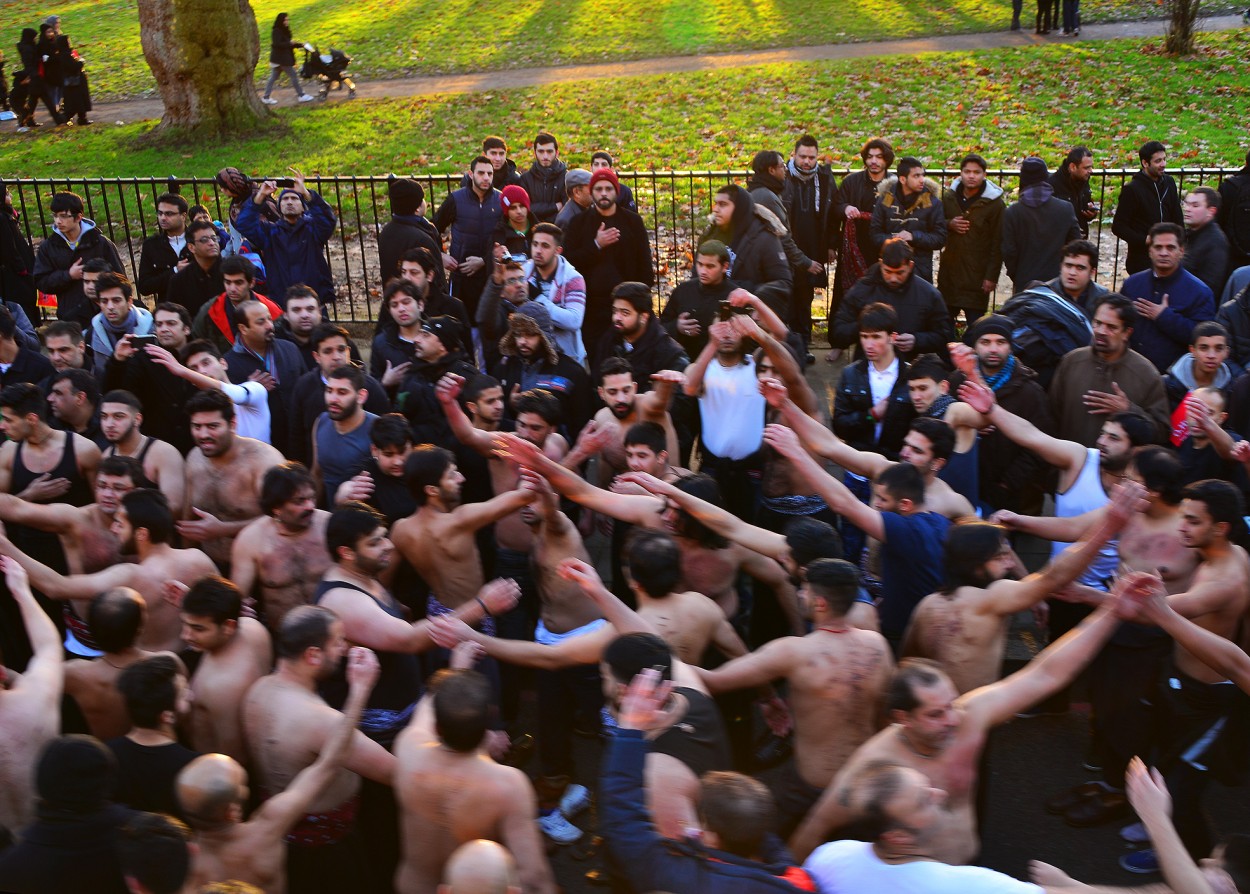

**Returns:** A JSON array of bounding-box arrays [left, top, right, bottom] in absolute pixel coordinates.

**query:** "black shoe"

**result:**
[[804, 352, 816, 365], [1044, 781, 1109, 815], [1011, 17, 1021, 29], [1064, 789, 1129, 827], [76, 117, 92, 126]]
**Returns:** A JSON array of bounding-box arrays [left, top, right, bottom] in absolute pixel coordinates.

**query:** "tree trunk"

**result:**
[[137, 0, 268, 134], [1165, 0, 1202, 55]]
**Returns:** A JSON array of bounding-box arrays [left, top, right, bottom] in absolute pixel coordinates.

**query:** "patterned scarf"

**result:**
[[983, 354, 1016, 392]]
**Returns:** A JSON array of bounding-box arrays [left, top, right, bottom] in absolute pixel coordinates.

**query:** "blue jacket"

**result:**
[[1122, 266, 1215, 372], [601, 729, 816, 894], [236, 192, 337, 306]]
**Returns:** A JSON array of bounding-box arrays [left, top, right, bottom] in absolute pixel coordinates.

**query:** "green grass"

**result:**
[[6, 31, 1249, 180], [5, 0, 1233, 100]]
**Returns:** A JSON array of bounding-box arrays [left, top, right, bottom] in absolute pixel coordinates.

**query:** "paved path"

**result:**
[[94, 14, 1243, 124]]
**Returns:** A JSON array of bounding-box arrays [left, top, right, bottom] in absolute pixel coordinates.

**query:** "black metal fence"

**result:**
[[7, 166, 1241, 323]]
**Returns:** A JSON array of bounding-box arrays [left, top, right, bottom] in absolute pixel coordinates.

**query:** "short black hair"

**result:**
[[672, 474, 729, 549], [623, 529, 682, 599], [153, 302, 192, 329], [117, 654, 181, 729], [885, 657, 945, 714], [858, 302, 898, 334], [623, 421, 666, 455], [909, 417, 956, 462], [117, 812, 191, 894], [276, 605, 336, 660], [597, 356, 635, 385], [405, 444, 455, 507], [531, 221, 562, 245], [432, 669, 492, 752], [794, 134, 819, 153], [879, 238, 915, 268], [514, 389, 561, 427], [0, 382, 47, 421], [896, 156, 924, 178], [327, 364, 366, 392], [399, 247, 439, 275], [156, 192, 188, 214], [219, 255, 256, 281], [1061, 239, 1099, 268], [463, 375, 502, 405], [182, 577, 243, 625], [370, 413, 412, 450], [94, 272, 134, 302], [611, 282, 653, 316], [1093, 293, 1137, 330], [50, 191, 84, 216], [310, 323, 352, 353], [959, 153, 987, 171], [122, 489, 174, 544], [1139, 140, 1166, 163], [259, 461, 315, 515], [481, 136, 507, 153], [44, 320, 84, 345], [1182, 479, 1247, 531], [1107, 411, 1157, 448], [784, 517, 843, 568], [50, 368, 101, 406], [1065, 146, 1093, 168], [942, 521, 1005, 593], [1191, 320, 1230, 345], [325, 501, 386, 561], [1148, 221, 1185, 247], [181, 338, 222, 364], [185, 388, 234, 423], [101, 389, 142, 413], [603, 632, 672, 684], [804, 559, 861, 616], [285, 283, 319, 306], [876, 462, 926, 505], [1130, 445, 1185, 506], [534, 131, 558, 151]]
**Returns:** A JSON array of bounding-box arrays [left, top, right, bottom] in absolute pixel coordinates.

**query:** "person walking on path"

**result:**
[[261, 13, 313, 105]]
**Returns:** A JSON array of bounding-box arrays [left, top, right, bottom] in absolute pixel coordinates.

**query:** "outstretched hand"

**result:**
[[345, 646, 381, 690], [436, 373, 465, 404], [617, 668, 675, 732], [758, 376, 790, 409], [479, 577, 521, 615], [1106, 480, 1149, 525], [956, 380, 995, 415], [428, 615, 474, 649], [762, 423, 804, 458]]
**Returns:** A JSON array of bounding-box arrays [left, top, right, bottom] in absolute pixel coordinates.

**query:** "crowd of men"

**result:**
[[1, 131, 1250, 894]]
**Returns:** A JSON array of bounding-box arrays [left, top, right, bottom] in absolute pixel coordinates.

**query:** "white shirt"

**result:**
[[804, 840, 1043, 894], [867, 357, 900, 441], [167, 233, 187, 256], [699, 354, 766, 460], [220, 381, 271, 444]]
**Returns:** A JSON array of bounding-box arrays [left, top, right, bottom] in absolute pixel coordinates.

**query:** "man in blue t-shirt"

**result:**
[[764, 425, 950, 651]]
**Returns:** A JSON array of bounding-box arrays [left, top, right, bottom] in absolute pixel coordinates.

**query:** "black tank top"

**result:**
[[652, 687, 732, 778], [312, 577, 423, 713], [104, 436, 156, 467], [9, 432, 94, 573]]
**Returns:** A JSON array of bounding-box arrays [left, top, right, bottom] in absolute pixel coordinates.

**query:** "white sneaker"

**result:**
[[16, 126, 30, 133], [559, 784, 591, 818], [538, 810, 582, 844], [298, 94, 315, 103], [261, 97, 278, 105]]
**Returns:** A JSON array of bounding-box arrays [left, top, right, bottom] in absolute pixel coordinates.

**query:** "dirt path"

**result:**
[[92, 14, 1243, 124]]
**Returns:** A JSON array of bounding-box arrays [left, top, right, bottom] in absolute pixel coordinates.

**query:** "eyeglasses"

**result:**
[[193, 236, 218, 245], [503, 277, 527, 286]]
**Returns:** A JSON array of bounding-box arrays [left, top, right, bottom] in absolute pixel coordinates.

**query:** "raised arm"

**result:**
[[616, 471, 785, 559], [726, 308, 817, 416], [436, 373, 495, 456], [0, 534, 133, 601], [697, 637, 793, 692], [1136, 582, 1250, 692], [762, 378, 890, 478], [984, 482, 1146, 617], [988, 505, 1103, 543], [763, 423, 886, 541], [1, 557, 63, 703], [682, 327, 721, 398], [958, 379, 1086, 476], [256, 647, 380, 835]]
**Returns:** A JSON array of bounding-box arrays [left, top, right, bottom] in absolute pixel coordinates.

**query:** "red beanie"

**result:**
[[589, 168, 619, 192], [500, 184, 531, 210]]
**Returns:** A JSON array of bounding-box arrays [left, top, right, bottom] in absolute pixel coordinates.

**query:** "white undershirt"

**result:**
[[867, 356, 900, 440]]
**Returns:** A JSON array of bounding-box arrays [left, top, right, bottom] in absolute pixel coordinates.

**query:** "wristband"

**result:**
[[476, 596, 492, 617]]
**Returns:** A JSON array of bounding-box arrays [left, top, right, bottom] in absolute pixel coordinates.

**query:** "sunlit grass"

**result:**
[[3, 0, 1228, 100]]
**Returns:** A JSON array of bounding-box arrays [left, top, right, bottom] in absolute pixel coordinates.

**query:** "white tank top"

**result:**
[[1051, 447, 1119, 589], [699, 355, 766, 460]]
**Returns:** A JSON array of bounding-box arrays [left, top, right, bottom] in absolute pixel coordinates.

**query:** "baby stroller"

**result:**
[[300, 46, 356, 99]]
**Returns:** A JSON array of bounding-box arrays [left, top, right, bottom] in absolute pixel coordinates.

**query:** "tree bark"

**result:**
[[1165, 0, 1202, 54], [137, 0, 268, 134]]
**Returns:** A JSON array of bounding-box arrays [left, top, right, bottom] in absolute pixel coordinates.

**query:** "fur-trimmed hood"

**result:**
[[878, 175, 943, 205], [498, 304, 559, 367]]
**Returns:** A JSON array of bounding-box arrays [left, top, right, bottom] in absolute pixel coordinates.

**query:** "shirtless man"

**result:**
[[431, 556, 734, 839], [242, 605, 397, 892], [902, 480, 1146, 694], [585, 359, 682, 479], [394, 658, 556, 894], [231, 462, 331, 633], [178, 389, 285, 571], [0, 557, 62, 834], [99, 389, 186, 516], [498, 433, 796, 621], [696, 558, 893, 833], [180, 646, 379, 894], [180, 577, 272, 762], [790, 577, 1138, 864], [390, 443, 539, 616], [767, 378, 976, 521], [64, 587, 178, 740], [0, 454, 142, 656], [0, 488, 218, 653]]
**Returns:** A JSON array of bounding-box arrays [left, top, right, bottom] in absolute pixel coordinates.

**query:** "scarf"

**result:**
[[787, 158, 821, 211], [982, 354, 1016, 392], [926, 394, 956, 418], [102, 308, 138, 345], [839, 219, 867, 290]]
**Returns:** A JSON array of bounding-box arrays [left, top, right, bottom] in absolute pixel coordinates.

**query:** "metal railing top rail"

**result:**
[[7, 166, 1243, 323]]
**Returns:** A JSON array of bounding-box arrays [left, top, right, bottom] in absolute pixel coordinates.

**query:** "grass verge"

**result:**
[[5, 31, 1249, 179], [3, 0, 1235, 100]]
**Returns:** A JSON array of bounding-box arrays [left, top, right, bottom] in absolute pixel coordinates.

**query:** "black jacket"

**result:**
[[0, 346, 55, 390], [397, 352, 480, 446], [938, 178, 1005, 312], [832, 357, 914, 459], [31, 220, 125, 328], [1184, 222, 1230, 298], [492, 352, 592, 439], [831, 263, 954, 361], [0, 803, 134, 894], [224, 337, 306, 456], [517, 159, 569, 223], [166, 258, 224, 319], [1002, 186, 1083, 294], [697, 185, 792, 316], [0, 203, 38, 321], [269, 20, 300, 66], [660, 275, 737, 358], [869, 176, 947, 283], [102, 351, 197, 454], [1112, 170, 1184, 274], [949, 363, 1054, 514], [1218, 166, 1250, 269], [1049, 166, 1095, 237], [273, 316, 361, 373], [377, 214, 446, 294], [783, 162, 835, 273], [564, 204, 654, 346], [591, 317, 689, 388], [137, 231, 189, 301]]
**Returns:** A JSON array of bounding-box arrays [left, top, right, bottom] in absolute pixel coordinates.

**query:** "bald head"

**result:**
[[88, 586, 146, 653], [438, 840, 520, 894], [176, 753, 248, 830]]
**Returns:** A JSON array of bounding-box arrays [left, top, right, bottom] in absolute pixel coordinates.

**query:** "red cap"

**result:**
[[589, 168, 619, 192], [500, 185, 531, 210]]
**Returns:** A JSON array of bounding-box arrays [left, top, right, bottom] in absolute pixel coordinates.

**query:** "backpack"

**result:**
[[998, 285, 1093, 388]]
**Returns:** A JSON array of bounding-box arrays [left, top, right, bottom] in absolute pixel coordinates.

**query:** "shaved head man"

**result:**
[[439, 840, 522, 894]]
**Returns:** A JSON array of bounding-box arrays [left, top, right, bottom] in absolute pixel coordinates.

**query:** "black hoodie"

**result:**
[[696, 185, 792, 315], [1111, 169, 1184, 274], [518, 158, 569, 223]]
